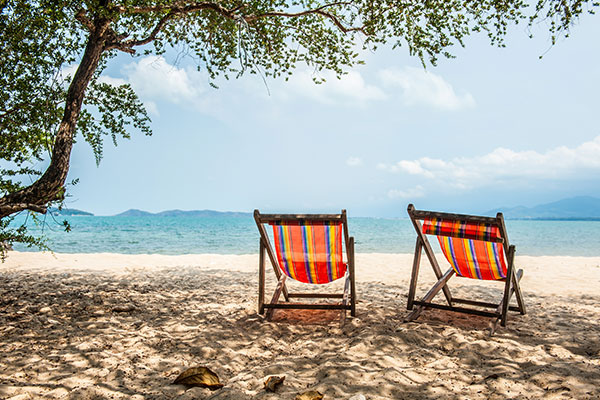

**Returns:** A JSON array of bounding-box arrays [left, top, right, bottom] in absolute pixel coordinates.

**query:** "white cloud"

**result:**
[[142, 101, 159, 116], [284, 69, 387, 106], [94, 56, 216, 117], [59, 64, 78, 82], [378, 136, 600, 190], [378, 160, 435, 178], [121, 56, 205, 105], [98, 75, 128, 86], [346, 157, 363, 167], [388, 185, 425, 199], [379, 67, 475, 110]]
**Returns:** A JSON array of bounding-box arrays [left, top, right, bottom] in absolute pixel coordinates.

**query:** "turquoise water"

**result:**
[[9, 215, 600, 256]]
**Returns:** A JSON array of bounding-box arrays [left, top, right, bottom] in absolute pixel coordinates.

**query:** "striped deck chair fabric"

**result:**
[[422, 218, 507, 280], [270, 222, 347, 284]]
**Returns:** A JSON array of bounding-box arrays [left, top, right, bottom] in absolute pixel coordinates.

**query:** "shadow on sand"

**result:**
[[0, 267, 598, 399]]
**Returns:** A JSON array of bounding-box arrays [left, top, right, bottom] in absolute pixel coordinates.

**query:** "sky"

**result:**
[[64, 11, 600, 217]]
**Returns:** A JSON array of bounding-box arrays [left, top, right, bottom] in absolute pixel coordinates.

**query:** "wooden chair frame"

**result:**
[[254, 209, 356, 326], [405, 204, 526, 333]]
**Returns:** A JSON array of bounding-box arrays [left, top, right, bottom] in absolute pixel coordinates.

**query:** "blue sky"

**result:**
[[66, 13, 600, 217]]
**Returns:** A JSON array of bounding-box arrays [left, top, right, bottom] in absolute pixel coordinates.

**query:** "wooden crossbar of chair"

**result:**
[[405, 204, 526, 334], [254, 209, 356, 327]]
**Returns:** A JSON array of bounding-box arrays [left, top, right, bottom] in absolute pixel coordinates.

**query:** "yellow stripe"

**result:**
[[464, 239, 478, 278], [306, 226, 318, 283], [282, 226, 296, 280], [330, 226, 338, 281], [486, 241, 502, 280]]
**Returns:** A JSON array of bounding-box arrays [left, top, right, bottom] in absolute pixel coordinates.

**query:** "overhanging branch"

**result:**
[[0, 203, 47, 215], [246, 2, 366, 34], [110, 1, 366, 53]]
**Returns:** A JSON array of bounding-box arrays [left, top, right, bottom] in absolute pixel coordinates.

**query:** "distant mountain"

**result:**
[[115, 209, 251, 217], [115, 209, 154, 217], [48, 207, 94, 216], [486, 196, 600, 220]]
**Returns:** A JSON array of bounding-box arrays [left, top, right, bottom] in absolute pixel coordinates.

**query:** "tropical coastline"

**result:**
[[4, 203, 600, 398], [3, 2, 600, 399]]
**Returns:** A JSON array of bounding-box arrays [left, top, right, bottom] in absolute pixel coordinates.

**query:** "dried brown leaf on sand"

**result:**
[[173, 366, 224, 390], [264, 375, 285, 392]]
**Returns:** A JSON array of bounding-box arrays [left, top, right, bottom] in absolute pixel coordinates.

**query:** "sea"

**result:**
[[9, 215, 600, 256]]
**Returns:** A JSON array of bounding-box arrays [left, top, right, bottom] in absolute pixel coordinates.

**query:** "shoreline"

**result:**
[[3, 251, 600, 292]]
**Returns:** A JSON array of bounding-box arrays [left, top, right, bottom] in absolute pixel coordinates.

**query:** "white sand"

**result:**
[[1, 251, 599, 399]]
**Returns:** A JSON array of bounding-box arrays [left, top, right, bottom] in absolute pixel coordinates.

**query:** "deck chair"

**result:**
[[254, 209, 356, 326], [405, 204, 525, 333]]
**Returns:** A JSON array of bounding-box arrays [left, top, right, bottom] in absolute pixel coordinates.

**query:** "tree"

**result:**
[[0, 0, 597, 256]]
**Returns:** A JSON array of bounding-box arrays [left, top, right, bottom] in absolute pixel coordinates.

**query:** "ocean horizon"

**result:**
[[9, 214, 600, 256]]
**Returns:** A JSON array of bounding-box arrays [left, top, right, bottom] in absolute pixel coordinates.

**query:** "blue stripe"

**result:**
[[301, 226, 312, 283], [468, 240, 482, 279], [325, 225, 333, 282], [493, 243, 506, 278]]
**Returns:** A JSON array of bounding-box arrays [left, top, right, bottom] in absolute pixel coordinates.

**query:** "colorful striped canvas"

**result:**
[[422, 218, 501, 242], [436, 236, 507, 280], [270, 222, 346, 284]]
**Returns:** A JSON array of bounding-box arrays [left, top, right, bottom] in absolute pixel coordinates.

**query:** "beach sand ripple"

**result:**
[[0, 252, 599, 399]]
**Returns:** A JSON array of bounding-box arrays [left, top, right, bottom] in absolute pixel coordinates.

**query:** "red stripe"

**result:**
[[288, 225, 307, 282], [473, 240, 493, 280], [313, 225, 328, 284]]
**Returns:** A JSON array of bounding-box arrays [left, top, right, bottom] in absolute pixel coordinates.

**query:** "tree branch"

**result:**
[[75, 8, 94, 31], [109, 1, 365, 54], [245, 2, 366, 34], [0, 105, 22, 121], [0, 203, 47, 214]]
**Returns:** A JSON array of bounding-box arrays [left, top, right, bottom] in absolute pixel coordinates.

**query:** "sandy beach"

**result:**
[[1, 251, 599, 399]]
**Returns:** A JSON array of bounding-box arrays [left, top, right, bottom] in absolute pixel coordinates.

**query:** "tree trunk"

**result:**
[[0, 19, 110, 219]]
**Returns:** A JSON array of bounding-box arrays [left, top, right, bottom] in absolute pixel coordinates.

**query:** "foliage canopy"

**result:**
[[0, 0, 597, 257]]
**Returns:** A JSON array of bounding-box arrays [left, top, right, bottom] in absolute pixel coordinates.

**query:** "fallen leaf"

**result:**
[[264, 375, 285, 392], [173, 366, 224, 390]]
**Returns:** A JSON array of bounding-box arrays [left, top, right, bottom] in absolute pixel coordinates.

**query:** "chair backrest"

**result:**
[[408, 205, 510, 281], [255, 211, 349, 284]]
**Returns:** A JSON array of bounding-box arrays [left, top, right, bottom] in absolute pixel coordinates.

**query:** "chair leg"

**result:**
[[349, 237, 356, 317], [500, 245, 516, 327], [407, 237, 422, 310], [266, 274, 287, 321], [405, 268, 455, 322], [513, 269, 526, 315], [340, 272, 350, 327], [489, 269, 523, 335], [258, 240, 266, 315]]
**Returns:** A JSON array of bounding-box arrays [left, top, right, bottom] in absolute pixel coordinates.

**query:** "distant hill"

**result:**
[[48, 207, 94, 216], [115, 209, 251, 217], [486, 196, 600, 220], [115, 209, 154, 217]]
